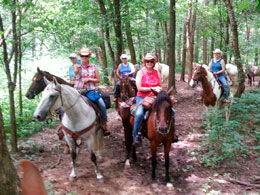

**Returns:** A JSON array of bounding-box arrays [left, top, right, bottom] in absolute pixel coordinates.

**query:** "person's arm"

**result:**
[[83, 65, 100, 83], [208, 59, 212, 72], [136, 69, 161, 92], [116, 64, 121, 79], [73, 64, 81, 75]]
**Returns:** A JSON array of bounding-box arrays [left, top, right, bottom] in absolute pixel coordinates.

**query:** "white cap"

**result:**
[[120, 54, 128, 59], [69, 53, 78, 58]]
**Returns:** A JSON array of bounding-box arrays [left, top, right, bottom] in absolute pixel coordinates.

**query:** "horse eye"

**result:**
[[50, 95, 55, 98], [36, 80, 42, 83]]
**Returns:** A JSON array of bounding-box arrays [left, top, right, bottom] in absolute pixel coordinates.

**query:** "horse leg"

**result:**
[[91, 151, 103, 180], [150, 142, 157, 184], [122, 119, 134, 168], [64, 134, 77, 179], [164, 141, 173, 187]]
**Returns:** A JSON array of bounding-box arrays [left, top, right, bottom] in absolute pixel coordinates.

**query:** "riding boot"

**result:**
[[101, 122, 111, 136]]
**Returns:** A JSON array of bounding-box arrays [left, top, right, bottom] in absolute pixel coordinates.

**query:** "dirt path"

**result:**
[[18, 76, 260, 195]]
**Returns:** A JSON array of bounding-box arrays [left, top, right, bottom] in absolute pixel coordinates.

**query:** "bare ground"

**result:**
[[17, 75, 260, 195]]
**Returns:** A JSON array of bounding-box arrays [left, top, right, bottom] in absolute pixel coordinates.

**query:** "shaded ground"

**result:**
[[17, 75, 260, 195]]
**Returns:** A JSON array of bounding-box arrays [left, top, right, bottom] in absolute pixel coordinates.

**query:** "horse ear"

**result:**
[[167, 86, 174, 96], [43, 76, 51, 85], [37, 67, 43, 75], [53, 76, 59, 86], [150, 88, 159, 96]]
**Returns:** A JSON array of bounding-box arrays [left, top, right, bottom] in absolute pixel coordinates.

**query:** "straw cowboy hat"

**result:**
[[78, 47, 92, 56], [120, 54, 128, 59], [213, 49, 222, 54], [143, 53, 157, 62]]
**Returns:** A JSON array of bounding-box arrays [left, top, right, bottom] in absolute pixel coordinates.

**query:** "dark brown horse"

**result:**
[[119, 88, 175, 186], [26, 67, 72, 99], [118, 76, 136, 101]]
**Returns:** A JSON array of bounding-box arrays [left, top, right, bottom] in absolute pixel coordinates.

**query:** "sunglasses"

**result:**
[[122, 58, 127, 59], [80, 55, 90, 58], [145, 60, 154, 63]]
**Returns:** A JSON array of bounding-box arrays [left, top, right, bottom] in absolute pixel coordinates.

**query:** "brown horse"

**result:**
[[120, 88, 175, 186], [118, 76, 136, 101], [26, 67, 72, 99]]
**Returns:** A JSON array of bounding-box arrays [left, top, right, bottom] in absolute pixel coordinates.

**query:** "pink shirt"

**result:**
[[74, 64, 96, 91], [137, 68, 160, 98]]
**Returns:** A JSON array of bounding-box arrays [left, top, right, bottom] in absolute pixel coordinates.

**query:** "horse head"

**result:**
[[119, 76, 136, 101], [151, 88, 173, 135], [189, 63, 208, 88], [26, 67, 48, 99], [33, 77, 62, 121]]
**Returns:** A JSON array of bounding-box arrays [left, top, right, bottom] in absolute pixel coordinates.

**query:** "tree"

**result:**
[[0, 3, 19, 152], [168, 0, 176, 91], [223, 0, 245, 96], [113, 0, 123, 66], [0, 106, 21, 194]]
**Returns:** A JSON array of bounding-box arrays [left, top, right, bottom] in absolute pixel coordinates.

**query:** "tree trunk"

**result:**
[[186, 0, 197, 83], [155, 22, 162, 63], [255, 49, 258, 65], [0, 106, 21, 195], [180, 22, 187, 82], [202, 0, 209, 64], [223, 0, 245, 97], [99, 24, 109, 83], [168, 0, 176, 92], [137, 31, 142, 62], [164, 22, 169, 64], [113, 0, 123, 66], [125, 20, 137, 64], [245, 17, 250, 65], [18, 11, 22, 116], [97, 0, 116, 81], [177, 28, 182, 63], [210, 37, 214, 60], [194, 30, 199, 63], [223, 15, 229, 63]]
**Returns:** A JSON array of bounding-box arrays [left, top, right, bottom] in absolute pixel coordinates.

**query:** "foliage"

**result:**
[[199, 88, 260, 167], [0, 89, 57, 140]]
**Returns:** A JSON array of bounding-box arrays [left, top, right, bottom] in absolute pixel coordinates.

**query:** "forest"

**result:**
[[0, 0, 260, 194]]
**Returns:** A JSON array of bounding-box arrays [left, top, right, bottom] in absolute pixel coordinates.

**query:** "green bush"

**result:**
[[1, 90, 57, 140], [199, 88, 260, 167]]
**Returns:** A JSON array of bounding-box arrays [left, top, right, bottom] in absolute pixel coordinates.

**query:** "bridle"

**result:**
[[29, 78, 47, 97], [47, 87, 81, 115], [155, 103, 173, 135]]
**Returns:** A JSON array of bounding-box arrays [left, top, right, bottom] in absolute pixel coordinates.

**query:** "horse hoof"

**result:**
[[97, 175, 104, 183], [166, 182, 173, 188], [69, 176, 76, 182], [124, 160, 131, 169]]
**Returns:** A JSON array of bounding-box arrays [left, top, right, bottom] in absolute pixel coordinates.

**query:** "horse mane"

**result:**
[[153, 90, 172, 112], [40, 70, 73, 86]]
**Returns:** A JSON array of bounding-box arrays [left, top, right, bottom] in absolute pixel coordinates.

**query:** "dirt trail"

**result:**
[[18, 76, 260, 195]]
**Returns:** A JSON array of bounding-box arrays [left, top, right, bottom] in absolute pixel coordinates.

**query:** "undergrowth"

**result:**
[[199, 88, 260, 168], [0, 91, 58, 140]]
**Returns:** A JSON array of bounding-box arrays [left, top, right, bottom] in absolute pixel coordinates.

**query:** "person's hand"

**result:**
[[213, 72, 218, 75], [151, 86, 161, 92], [83, 78, 89, 83]]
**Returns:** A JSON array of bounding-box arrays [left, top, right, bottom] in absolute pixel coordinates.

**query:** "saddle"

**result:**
[[213, 75, 225, 98]]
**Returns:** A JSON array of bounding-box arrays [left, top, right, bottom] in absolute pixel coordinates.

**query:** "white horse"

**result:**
[[33, 78, 104, 181], [189, 64, 232, 121], [225, 63, 238, 86], [155, 63, 169, 89]]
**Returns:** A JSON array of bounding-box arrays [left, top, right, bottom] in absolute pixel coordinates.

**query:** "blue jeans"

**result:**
[[114, 80, 120, 98], [133, 96, 145, 141], [97, 98, 107, 121], [217, 74, 229, 99]]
